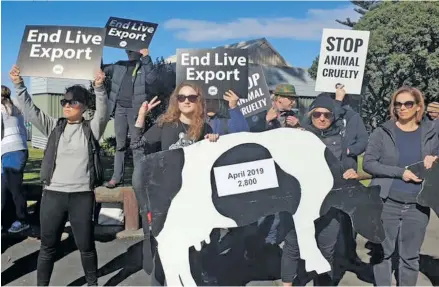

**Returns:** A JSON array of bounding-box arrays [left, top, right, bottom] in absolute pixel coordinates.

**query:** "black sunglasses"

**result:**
[[177, 94, 198, 103], [394, 101, 415, 109], [312, 111, 333, 119], [60, 99, 81, 107]]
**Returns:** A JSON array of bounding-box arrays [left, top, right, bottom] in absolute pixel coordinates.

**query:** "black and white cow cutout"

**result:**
[[140, 128, 385, 286]]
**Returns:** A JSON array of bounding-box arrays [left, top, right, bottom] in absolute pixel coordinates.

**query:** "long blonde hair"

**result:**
[[158, 82, 206, 140]]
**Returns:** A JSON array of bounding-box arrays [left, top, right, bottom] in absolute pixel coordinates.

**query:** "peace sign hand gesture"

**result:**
[[136, 96, 161, 128]]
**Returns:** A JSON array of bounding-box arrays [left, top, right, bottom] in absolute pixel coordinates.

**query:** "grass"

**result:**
[[358, 155, 371, 187]]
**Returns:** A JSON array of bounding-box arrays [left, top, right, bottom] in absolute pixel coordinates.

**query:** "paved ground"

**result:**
[[2, 215, 438, 286]]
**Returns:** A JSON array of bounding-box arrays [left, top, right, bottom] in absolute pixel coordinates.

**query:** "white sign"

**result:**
[[213, 158, 279, 197], [315, 28, 370, 95]]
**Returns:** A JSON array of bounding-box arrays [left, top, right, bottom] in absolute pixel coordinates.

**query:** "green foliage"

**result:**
[[100, 136, 117, 156], [336, 1, 382, 28], [356, 2, 439, 131], [309, 2, 439, 132]]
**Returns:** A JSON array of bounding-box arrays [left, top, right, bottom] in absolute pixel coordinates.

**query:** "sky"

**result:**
[[0, 1, 359, 93]]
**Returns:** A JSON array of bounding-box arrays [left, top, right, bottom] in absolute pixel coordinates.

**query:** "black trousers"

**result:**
[[37, 190, 97, 286]]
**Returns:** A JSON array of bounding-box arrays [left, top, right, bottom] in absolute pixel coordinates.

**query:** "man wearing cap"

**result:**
[[102, 49, 157, 188], [266, 84, 301, 129]]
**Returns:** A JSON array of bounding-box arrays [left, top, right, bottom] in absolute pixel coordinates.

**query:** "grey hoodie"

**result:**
[[363, 120, 439, 199]]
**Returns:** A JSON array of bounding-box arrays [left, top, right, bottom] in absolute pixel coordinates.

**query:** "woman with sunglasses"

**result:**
[[363, 87, 438, 286], [131, 82, 219, 285], [281, 92, 368, 286], [9, 65, 109, 286]]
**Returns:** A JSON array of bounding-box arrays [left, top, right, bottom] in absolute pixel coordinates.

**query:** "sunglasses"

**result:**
[[177, 94, 198, 103], [394, 101, 415, 109], [312, 111, 333, 119], [60, 99, 81, 107]]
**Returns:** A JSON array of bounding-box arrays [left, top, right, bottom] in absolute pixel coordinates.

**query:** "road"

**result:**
[[2, 215, 438, 286]]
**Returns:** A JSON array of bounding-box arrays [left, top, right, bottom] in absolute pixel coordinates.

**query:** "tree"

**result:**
[[356, 2, 439, 131], [309, 2, 439, 131], [336, 1, 382, 28]]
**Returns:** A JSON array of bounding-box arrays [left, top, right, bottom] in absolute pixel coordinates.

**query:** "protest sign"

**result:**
[[104, 17, 158, 51], [237, 64, 271, 118], [16, 25, 106, 80], [176, 48, 248, 99], [138, 128, 385, 286], [315, 28, 370, 95]]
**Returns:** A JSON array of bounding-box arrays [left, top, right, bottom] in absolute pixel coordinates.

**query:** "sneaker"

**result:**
[[8, 221, 30, 233]]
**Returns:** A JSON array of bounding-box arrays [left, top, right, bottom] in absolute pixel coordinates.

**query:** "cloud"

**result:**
[[164, 5, 360, 43]]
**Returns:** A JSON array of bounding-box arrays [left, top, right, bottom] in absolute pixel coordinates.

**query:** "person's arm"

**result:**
[[227, 107, 249, 133], [130, 123, 162, 154], [140, 55, 157, 85], [14, 81, 57, 137], [90, 83, 109, 141], [347, 114, 369, 156], [101, 59, 114, 78], [363, 129, 405, 178]]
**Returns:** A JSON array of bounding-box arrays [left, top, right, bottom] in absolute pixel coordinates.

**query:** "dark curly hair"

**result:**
[[65, 85, 90, 107]]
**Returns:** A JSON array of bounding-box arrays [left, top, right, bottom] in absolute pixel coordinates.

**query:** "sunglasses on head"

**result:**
[[60, 99, 81, 107], [312, 111, 333, 119], [177, 94, 198, 103], [394, 101, 415, 109]]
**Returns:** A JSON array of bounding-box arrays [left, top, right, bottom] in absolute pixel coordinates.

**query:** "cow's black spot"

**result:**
[[210, 143, 301, 227], [321, 147, 385, 243]]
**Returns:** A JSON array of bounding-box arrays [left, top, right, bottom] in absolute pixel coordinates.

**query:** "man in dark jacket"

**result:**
[[103, 49, 157, 188], [290, 89, 368, 285]]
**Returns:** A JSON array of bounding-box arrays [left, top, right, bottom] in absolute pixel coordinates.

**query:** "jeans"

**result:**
[[37, 190, 97, 286], [1, 150, 28, 222], [111, 103, 142, 183], [373, 198, 429, 286]]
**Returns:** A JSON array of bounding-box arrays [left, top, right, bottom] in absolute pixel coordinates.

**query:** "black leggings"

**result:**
[[37, 190, 97, 286]]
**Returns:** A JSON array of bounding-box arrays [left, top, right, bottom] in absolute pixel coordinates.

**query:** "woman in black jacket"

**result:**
[[363, 86, 438, 286]]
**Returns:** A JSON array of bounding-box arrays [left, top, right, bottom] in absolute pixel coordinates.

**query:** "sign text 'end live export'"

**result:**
[[17, 25, 106, 80]]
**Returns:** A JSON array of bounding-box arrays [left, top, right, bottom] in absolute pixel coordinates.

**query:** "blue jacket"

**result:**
[[207, 107, 249, 135]]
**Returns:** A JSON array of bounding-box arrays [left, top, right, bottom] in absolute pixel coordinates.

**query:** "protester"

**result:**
[[9, 65, 108, 286], [103, 48, 157, 189], [282, 87, 368, 286], [1, 85, 29, 233], [130, 82, 220, 285], [266, 84, 301, 129], [363, 86, 438, 286], [426, 101, 439, 121], [205, 90, 249, 135]]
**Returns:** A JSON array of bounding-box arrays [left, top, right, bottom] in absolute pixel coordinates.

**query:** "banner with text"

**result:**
[[315, 28, 370, 95], [176, 48, 248, 99], [238, 64, 271, 118], [105, 17, 158, 51], [17, 25, 106, 80]]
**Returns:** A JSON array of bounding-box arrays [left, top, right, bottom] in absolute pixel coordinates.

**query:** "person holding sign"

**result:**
[[9, 65, 109, 286], [282, 92, 368, 286], [363, 87, 438, 286], [266, 84, 301, 129], [103, 48, 157, 189], [206, 90, 249, 135], [130, 82, 220, 285]]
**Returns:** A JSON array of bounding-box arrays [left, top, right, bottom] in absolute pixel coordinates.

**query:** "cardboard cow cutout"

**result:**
[[408, 161, 439, 217], [138, 128, 385, 286]]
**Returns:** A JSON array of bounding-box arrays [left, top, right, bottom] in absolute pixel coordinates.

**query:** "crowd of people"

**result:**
[[1, 47, 438, 286]]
